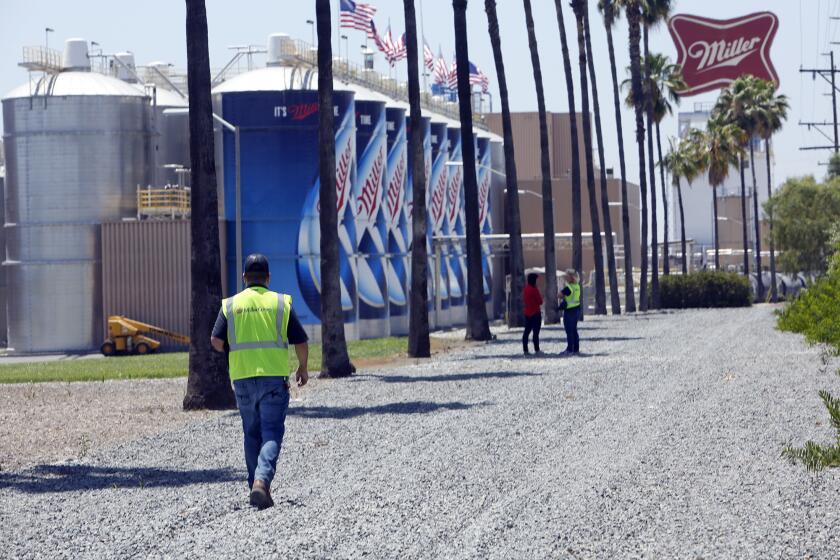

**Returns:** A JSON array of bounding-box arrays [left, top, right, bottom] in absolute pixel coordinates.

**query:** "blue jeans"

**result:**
[[232, 376, 290, 488], [563, 307, 580, 353]]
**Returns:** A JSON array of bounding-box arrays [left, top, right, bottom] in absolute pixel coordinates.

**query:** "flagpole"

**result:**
[[419, 0, 427, 93]]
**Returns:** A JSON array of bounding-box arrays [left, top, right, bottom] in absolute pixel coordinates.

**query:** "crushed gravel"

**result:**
[[1, 305, 838, 559]]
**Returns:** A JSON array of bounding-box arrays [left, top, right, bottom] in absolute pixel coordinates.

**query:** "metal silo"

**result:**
[[0, 150, 6, 347], [2, 39, 151, 352], [152, 87, 189, 186]]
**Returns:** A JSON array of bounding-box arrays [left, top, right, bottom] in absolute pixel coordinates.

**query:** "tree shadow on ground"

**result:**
[[445, 352, 610, 361], [525, 335, 643, 343], [287, 400, 487, 420], [0, 464, 240, 494], [364, 371, 541, 384]]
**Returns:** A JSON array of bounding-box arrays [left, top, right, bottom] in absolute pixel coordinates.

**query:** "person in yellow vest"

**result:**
[[210, 254, 309, 509], [557, 269, 581, 356]]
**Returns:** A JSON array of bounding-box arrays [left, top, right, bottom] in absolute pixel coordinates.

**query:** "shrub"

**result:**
[[777, 253, 840, 351], [658, 271, 752, 309]]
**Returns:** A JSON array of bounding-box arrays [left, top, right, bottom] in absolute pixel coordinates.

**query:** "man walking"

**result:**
[[210, 254, 309, 509]]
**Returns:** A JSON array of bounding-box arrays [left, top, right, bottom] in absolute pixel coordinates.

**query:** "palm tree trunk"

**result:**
[[485, 0, 526, 327], [766, 138, 778, 302], [656, 122, 669, 275], [573, 1, 606, 315], [628, 6, 649, 311], [553, 0, 583, 278], [750, 142, 764, 301], [316, 0, 354, 377], [739, 153, 749, 276], [454, 0, 492, 340], [643, 27, 659, 309], [404, 0, 431, 357], [677, 176, 687, 275], [713, 186, 720, 270], [584, 5, 619, 315], [525, 0, 559, 324], [182, 0, 235, 410], [605, 13, 636, 312]]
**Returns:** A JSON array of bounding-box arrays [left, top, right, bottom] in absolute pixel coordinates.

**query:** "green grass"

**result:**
[[0, 337, 413, 384]]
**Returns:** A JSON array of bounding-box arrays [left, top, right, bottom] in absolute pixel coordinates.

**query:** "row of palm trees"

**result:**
[[662, 75, 789, 300], [181, 0, 789, 403]]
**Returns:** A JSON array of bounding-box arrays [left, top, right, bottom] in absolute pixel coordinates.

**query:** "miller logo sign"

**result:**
[[668, 12, 779, 96]]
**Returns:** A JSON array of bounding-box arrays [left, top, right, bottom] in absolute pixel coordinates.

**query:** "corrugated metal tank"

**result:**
[[0, 159, 6, 346], [2, 40, 151, 352], [152, 87, 189, 186]]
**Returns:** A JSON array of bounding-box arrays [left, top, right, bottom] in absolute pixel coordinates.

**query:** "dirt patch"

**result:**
[[0, 378, 219, 471]]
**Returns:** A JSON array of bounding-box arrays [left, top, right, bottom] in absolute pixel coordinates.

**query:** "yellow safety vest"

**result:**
[[222, 286, 292, 380], [565, 283, 581, 309]]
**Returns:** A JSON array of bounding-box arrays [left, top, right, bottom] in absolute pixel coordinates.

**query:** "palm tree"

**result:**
[[615, 0, 649, 311], [525, 0, 559, 324], [584, 1, 620, 314], [316, 0, 354, 377], [641, 0, 672, 309], [571, 0, 607, 315], [182, 0, 235, 410], [661, 129, 704, 275], [404, 0, 431, 356], [754, 83, 789, 302], [553, 0, 583, 282], [485, 0, 526, 327], [714, 80, 753, 282], [598, 0, 636, 312], [705, 115, 745, 270], [646, 53, 686, 277], [453, 0, 492, 340]]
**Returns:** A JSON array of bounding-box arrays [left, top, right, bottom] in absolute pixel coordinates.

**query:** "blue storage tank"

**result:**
[[445, 121, 467, 325], [212, 52, 359, 340], [476, 133, 493, 302], [340, 82, 389, 339], [426, 117, 450, 326], [383, 102, 408, 335]]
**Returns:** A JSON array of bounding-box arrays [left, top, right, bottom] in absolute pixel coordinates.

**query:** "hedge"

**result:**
[[658, 271, 752, 309]]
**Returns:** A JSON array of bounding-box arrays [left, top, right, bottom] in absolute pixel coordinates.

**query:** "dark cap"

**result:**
[[244, 254, 269, 275]]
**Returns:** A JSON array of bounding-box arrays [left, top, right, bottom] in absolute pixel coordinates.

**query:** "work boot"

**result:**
[[249, 479, 274, 510]]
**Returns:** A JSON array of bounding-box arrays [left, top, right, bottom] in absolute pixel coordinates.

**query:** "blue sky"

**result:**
[[0, 0, 835, 184]]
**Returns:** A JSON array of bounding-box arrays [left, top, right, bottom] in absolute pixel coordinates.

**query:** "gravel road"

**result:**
[[1, 306, 838, 559]]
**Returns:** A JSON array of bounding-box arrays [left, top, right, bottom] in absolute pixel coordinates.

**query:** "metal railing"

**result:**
[[19, 46, 62, 73], [137, 186, 190, 219]]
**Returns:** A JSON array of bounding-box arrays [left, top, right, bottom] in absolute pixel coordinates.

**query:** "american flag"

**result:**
[[433, 49, 448, 85], [392, 33, 407, 63], [369, 19, 386, 52], [448, 59, 489, 93], [447, 57, 458, 89], [340, 0, 377, 33], [423, 40, 435, 71]]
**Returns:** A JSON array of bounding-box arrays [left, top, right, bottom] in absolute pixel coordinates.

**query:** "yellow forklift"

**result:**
[[101, 316, 190, 356]]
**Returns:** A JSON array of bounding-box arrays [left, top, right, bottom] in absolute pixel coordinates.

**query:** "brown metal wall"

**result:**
[[101, 220, 191, 350]]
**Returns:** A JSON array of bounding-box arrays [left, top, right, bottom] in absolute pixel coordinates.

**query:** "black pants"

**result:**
[[523, 313, 542, 353], [563, 307, 580, 353]]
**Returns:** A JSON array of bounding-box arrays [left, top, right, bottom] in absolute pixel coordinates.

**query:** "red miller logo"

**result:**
[[669, 12, 779, 97], [290, 103, 319, 121]]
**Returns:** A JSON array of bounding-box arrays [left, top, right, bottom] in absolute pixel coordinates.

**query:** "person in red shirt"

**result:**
[[522, 272, 543, 355]]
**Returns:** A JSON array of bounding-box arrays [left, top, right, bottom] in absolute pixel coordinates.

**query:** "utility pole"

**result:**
[[800, 50, 840, 152]]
